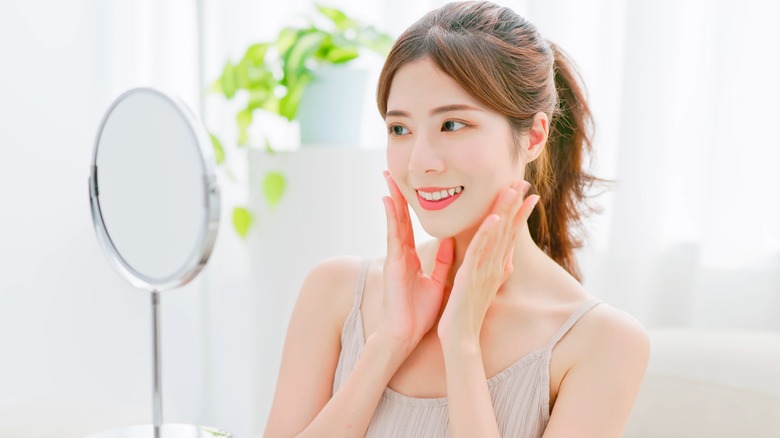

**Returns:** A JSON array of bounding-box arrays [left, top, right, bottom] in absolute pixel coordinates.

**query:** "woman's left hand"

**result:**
[[437, 180, 539, 345]]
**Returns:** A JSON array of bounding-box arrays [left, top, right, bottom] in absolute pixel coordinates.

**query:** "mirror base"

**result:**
[[85, 424, 232, 438]]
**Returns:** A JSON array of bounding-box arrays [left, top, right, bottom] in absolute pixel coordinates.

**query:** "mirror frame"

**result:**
[[88, 87, 220, 292]]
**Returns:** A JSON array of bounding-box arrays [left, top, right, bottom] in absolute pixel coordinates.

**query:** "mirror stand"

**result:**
[[85, 87, 231, 437], [151, 291, 162, 435]]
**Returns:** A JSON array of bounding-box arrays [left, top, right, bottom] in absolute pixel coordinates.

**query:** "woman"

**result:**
[[265, 1, 649, 436]]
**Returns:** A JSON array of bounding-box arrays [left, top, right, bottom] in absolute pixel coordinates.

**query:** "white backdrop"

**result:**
[[1, 0, 779, 437]]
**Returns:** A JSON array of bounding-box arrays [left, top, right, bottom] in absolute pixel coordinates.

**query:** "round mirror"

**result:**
[[89, 87, 219, 292], [87, 87, 228, 437]]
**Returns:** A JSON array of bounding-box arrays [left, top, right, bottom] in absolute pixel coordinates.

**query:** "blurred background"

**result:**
[[1, 0, 778, 437]]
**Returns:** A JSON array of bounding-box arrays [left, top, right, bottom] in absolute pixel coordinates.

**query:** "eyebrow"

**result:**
[[386, 104, 484, 118]]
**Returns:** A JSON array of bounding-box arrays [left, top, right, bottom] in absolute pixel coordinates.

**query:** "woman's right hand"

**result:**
[[379, 171, 455, 354]]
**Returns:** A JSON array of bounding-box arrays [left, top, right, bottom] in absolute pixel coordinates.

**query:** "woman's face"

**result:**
[[385, 57, 524, 238]]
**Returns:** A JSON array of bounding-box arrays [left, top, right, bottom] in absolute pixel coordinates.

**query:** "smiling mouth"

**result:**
[[416, 186, 464, 201], [415, 186, 464, 211]]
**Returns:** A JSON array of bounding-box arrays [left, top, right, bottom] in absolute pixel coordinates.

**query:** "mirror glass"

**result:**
[[90, 88, 219, 291]]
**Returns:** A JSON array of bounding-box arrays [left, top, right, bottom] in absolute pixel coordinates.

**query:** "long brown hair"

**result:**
[[377, 1, 604, 281]]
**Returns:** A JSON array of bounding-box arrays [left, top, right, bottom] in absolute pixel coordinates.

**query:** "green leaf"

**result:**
[[209, 133, 225, 164], [260, 94, 281, 114], [324, 46, 359, 63], [232, 206, 253, 238], [284, 30, 327, 80], [264, 137, 276, 154], [201, 426, 231, 437], [278, 72, 311, 121], [263, 172, 286, 208], [246, 66, 276, 91], [210, 78, 222, 93], [234, 60, 251, 90], [316, 5, 355, 31], [220, 61, 237, 99], [277, 27, 302, 59], [236, 109, 253, 146], [242, 42, 270, 65], [248, 87, 280, 114]]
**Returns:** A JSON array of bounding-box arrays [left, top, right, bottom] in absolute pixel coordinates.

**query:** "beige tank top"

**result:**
[[332, 259, 602, 437]]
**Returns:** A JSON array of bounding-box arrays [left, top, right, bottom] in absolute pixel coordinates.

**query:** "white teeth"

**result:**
[[417, 186, 463, 201]]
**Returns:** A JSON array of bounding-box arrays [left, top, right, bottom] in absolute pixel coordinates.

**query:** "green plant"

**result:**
[[209, 4, 393, 238]]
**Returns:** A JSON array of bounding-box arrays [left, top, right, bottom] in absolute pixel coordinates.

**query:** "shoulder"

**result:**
[[301, 255, 366, 290], [545, 301, 650, 436], [295, 256, 367, 333], [578, 302, 650, 362], [556, 300, 650, 393]]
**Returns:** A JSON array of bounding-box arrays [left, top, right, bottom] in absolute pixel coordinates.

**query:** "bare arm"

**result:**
[[266, 173, 456, 437], [441, 340, 501, 437], [542, 306, 650, 438], [264, 257, 409, 437], [438, 182, 535, 437]]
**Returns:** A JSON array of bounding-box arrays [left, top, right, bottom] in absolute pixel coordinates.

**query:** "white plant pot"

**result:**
[[295, 62, 383, 148]]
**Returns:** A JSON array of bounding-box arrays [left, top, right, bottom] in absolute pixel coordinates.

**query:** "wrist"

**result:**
[[439, 330, 481, 358], [437, 317, 480, 350], [369, 328, 416, 360]]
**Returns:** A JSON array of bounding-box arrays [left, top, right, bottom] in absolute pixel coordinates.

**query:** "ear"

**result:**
[[523, 112, 549, 163]]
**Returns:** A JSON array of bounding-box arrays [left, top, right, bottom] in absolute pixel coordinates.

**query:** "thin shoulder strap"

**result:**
[[545, 298, 602, 349], [352, 258, 371, 311]]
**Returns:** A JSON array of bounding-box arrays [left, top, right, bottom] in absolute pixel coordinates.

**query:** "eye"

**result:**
[[388, 124, 410, 136], [442, 120, 467, 132]]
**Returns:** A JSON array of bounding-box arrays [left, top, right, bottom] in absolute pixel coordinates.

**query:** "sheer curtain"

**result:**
[[517, 0, 780, 330]]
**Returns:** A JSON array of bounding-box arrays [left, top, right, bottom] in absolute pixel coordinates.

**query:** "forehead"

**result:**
[[387, 58, 485, 112]]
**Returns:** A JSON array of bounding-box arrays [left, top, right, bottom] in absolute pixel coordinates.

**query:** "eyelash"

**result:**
[[442, 120, 468, 132], [387, 120, 469, 136], [388, 125, 409, 136]]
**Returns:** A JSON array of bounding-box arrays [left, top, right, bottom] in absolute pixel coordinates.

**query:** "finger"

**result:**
[[512, 194, 541, 230], [383, 196, 401, 258], [492, 188, 524, 271], [385, 172, 412, 233], [507, 181, 531, 224], [463, 213, 501, 269], [384, 173, 416, 249], [491, 184, 525, 256], [503, 180, 533, 234], [488, 187, 517, 226], [499, 179, 531, 221], [503, 249, 515, 281], [502, 195, 540, 261], [430, 237, 454, 288]]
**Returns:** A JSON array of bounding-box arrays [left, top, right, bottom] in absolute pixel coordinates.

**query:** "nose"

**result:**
[[408, 131, 445, 175]]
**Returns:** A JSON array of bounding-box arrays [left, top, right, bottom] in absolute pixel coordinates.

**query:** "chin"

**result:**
[[415, 212, 481, 240]]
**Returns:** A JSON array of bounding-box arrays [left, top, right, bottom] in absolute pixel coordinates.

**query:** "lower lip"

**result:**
[[417, 190, 463, 211]]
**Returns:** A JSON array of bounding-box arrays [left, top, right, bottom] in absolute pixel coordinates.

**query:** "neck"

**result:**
[[441, 221, 544, 296]]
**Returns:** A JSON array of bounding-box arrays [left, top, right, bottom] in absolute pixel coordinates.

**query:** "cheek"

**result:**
[[385, 145, 416, 203], [385, 145, 409, 179]]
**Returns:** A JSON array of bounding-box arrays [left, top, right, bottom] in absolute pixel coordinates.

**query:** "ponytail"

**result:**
[[526, 41, 604, 282]]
